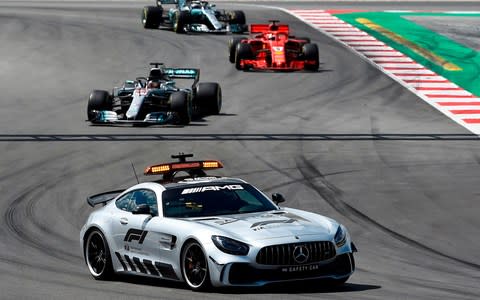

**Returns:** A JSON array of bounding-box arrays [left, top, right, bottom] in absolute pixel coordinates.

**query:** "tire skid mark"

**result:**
[[296, 155, 480, 270], [0, 255, 83, 277], [0, 257, 149, 297], [2, 146, 159, 269], [4, 181, 79, 262]]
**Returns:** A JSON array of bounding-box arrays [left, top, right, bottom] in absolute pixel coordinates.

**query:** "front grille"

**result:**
[[230, 253, 353, 285], [256, 241, 336, 265]]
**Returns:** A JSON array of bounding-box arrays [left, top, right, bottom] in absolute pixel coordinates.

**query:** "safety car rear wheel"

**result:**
[[87, 90, 112, 121], [235, 43, 254, 70], [174, 11, 190, 34], [303, 43, 319, 71], [142, 6, 163, 29], [170, 91, 192, 125], [228, 37, 244, 63], [195, 82, 222, 115], [181, 241, 211, 291], [84, 229, 114, 280]]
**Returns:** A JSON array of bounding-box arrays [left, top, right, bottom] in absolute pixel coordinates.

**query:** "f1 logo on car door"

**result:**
[[112, 188, 157, 254], [124, 229, 148, 244]]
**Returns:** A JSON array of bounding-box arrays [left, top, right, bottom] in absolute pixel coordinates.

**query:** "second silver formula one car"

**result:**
[[142, 0, 247, 34], [80, 154, 357, 291]]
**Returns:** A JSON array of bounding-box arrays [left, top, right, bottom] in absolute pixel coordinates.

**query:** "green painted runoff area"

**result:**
[[334, 12, 480, 96]]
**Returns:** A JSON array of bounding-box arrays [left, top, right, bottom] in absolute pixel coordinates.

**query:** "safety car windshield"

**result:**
[[162, 183, 277, 218]]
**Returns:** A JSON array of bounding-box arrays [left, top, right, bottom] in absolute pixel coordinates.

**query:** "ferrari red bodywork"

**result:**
[[230, 21, 319, 71]]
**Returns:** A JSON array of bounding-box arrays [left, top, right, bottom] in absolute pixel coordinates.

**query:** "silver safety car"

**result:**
[[80, 154, 357, 291]]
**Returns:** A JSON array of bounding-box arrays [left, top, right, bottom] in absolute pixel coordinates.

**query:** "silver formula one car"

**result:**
[[87, 63, 221, 126], [80, 154, 357, 291], [142, 0, 247, 34]]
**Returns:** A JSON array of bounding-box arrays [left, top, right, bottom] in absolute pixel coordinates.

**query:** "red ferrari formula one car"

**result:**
[[228, 20, 319, 71]]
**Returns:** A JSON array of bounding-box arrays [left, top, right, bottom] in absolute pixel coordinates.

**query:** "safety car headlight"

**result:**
[[211, 235, 249, 255], [334, 225, 347, 247]]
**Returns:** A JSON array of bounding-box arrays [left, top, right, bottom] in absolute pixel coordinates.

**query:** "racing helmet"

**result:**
[[148, 68, 163, 80], [191, 1, 202, 8], [266, 33, 276, 40], [147, 81, 160, 89]]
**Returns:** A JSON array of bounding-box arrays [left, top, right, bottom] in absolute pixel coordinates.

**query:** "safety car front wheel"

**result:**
[[84, 229, 114, 280], [181, 241, 211, 291]]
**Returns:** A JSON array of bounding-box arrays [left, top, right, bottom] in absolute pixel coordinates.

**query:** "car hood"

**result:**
[[190, 208, 337, 242]]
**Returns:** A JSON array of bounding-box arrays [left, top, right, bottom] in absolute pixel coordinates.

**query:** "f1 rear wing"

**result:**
[[250, 23, 289, 34], [159, 0, 178, 4], [86, 189, 124, 207], [164, 68, 200, 85], [164, 68, 199, 79]]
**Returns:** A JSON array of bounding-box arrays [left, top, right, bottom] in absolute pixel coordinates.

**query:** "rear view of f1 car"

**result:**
[[142, 0, 247, 34], [229, 20, 320, 71], [87, 63, 222, 125]]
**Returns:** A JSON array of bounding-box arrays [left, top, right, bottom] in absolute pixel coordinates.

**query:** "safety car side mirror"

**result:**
[[132, 204, 152, 215], [272, 193, 285, 205]]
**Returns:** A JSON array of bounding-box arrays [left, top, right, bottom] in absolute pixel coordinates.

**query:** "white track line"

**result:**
[[286, 9, 480, 134]]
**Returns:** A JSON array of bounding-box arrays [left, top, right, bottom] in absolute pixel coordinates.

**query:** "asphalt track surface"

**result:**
[[1, 1, 479, 299]]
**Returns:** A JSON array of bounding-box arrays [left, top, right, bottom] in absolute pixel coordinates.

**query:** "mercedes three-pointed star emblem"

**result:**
[[293, 245, 309, 264]]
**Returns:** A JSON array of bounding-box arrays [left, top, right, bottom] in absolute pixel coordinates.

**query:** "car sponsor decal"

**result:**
[[114, 252, 128, 271], [124, 229, 148, 244], [250, 218, 297, 229], [114, 252, 179, 279], [214, 218, 239, 225], [181, 184, 244, 194], [250, 212, 310, 231], [272, 46, 284, 53], [143, 259, 159, 276], [123, 254, 137, 272], [133, 257, 147, 274], [281, 264, 320, 273], [164, 68, 198, 79]]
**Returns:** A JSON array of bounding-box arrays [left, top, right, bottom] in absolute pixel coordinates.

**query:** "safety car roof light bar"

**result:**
[[144, 153, 223, 181]]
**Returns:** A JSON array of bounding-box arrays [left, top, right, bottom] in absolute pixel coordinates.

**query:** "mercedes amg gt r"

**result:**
[[80, 154, 357, 291]]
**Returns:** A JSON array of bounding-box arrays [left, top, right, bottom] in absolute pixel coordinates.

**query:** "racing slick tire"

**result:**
[[173, 10, 190, 34], [228, 37, 244, 63], [142, 6, 163, 29], [87, 90, 112, 121], [181, 240, 211, 291], [302, 43, 319, 71], [235, 43, 254, 70], [195, 82, 222, 115], [84, 229, 114, 280], [228, 10, 246, 25], [170, 91, 192, 125]]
